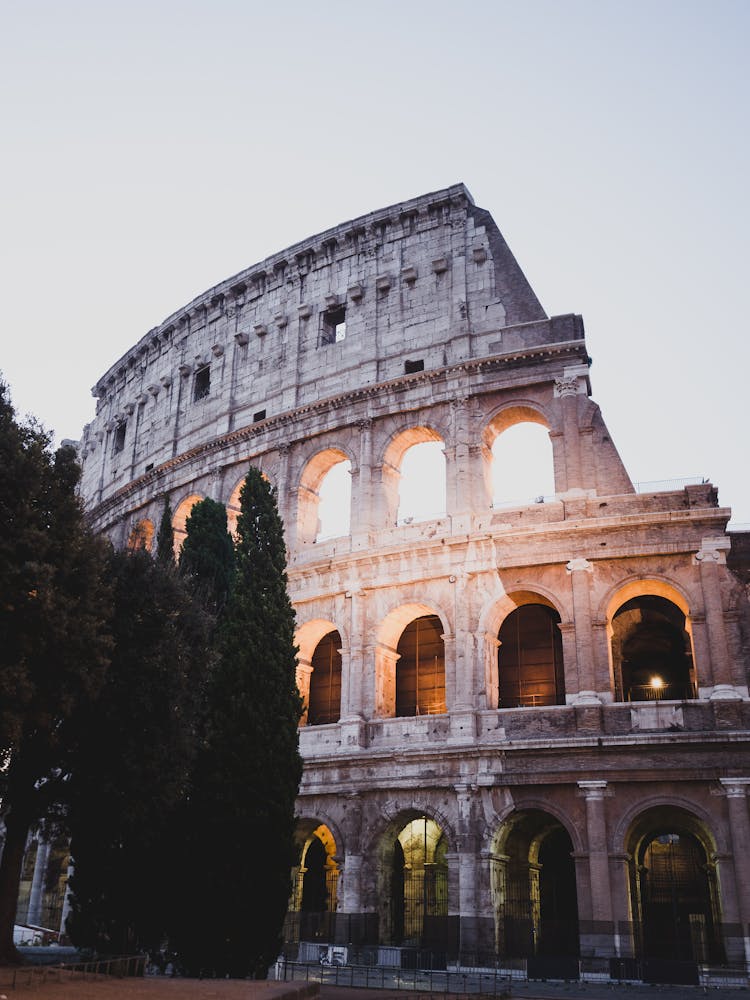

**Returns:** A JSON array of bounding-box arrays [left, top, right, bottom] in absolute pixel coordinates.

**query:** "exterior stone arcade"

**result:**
[[76, 184, 750, 977]]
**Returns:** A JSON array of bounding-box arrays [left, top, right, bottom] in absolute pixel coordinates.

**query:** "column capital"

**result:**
[[566, 557, 593, 574], [578, 780, 609, 799], [720, 778, 750, 798]]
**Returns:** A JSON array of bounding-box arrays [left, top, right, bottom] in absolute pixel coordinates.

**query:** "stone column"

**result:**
[[566, 558, 599, 703], [695, 539, 740, 698], [578, 780, 615, 956], [27, 836, 51, 927], [479, 631, 500, 711], [296, 659, 313, 726], [554, 367, 589, 493], [340, 591, 366, 746], [340, 793, 364, 919], [351, 418, 374, 543], [447, 397, 477, 532], [719, 778, 750, 963], [275, 443, 293, 535]]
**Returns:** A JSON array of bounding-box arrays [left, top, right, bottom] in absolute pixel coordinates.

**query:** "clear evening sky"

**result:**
[[1, 0, 747, 524]]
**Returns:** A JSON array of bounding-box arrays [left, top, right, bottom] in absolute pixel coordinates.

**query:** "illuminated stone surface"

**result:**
[[77, 185, 750, 970]]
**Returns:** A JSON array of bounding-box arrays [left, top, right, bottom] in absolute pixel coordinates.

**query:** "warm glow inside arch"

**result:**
[[172, 494, 204, 557]]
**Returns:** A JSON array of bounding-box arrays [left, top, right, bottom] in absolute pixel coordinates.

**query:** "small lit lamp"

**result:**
[[650, 675, 664, 704]]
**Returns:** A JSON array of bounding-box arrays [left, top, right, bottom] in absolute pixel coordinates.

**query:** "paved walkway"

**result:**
[[2, 978, 750, 1000]]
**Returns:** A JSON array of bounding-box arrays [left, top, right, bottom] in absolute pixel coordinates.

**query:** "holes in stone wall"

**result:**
[[193, 365, 210, 401], [321, 306, 346, 346]]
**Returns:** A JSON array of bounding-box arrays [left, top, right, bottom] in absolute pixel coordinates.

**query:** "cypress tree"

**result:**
[[156, 497, 175, 566], [66, 548, 210, 955], [170, 467, 302, 978], [178, 496, 235, 615]]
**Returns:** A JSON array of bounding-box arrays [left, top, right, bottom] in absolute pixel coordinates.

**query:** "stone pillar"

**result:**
[[351, 418, 374, 543], [591, 620, 613, 702], [447, 396, 482, 532], [566, 558, 599, 703], [479, 631, 500, 711], [340, 854, 363, 914], [554, 366, 589, 493], [719, 778, 750, 963], [296, 659, 313, 726], [578, 781, 614, 957], [27, 836, 51, 927], [374, 645, 399, 718], [695, 539, 741, 698], [275, 443, 292, 535], [340, 591, 366, 746]]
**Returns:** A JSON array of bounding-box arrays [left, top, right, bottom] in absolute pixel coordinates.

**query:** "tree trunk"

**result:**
[[0, 808, 30, 965]]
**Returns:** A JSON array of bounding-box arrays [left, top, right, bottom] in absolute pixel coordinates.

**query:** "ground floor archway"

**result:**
[[491, 810, 579, 959]]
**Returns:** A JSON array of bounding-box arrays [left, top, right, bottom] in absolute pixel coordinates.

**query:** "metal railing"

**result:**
[[1, 954, 146, 991], [276, 955, 750, 992]]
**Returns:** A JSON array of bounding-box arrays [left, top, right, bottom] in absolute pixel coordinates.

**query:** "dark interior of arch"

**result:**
[[308, 630, 342, 725], [612, 596, 695, 701], [498, 604, 565, 708], [638, 830, 722, 962], [396, 615, 446, 716]]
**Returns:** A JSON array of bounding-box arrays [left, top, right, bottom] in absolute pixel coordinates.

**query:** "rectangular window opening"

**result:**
[[113, 423, 126, 454], [193, 365, 210, 401], [405, 359, 424, 374], [321, 305, 346, 346], [253, 409, 267, 423]]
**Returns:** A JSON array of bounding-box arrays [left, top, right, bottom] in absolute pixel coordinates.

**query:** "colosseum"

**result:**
[[71, 183, 750, 983]]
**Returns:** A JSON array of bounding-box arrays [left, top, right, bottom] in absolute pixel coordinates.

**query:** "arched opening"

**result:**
[[488, 414, 554, 508], [389, 816, 448, 947], [290, 824, 339, 943], [316, 460, 351, 541], [297, 449, 351, 544], [172, 494, 203, 558], [381, 427, 446, 527], [396, 616, 446, 717], [611, 596, 696, 702], [397, 441, 446, 524], [498, 603, 565, 708], [127, 518, 154, 552], [307, 630, 342, 726], [625, 808, 724, 965], [491, 810, 579, 961]]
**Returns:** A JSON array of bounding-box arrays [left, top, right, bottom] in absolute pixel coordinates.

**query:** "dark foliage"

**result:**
[[0, 380, 112, 964], [66, 548, 211, 955], [156, 497, 175, 566], [178, 497, 235, 615], [169, 468, 302, 978]]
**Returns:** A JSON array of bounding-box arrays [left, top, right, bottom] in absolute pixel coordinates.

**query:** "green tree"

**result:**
[[170, 468, 302, 978], [0, 380, 111, 965], [156, 497, 174, 565], [65, 548, 211, 955], [178, 497, 235, 615]]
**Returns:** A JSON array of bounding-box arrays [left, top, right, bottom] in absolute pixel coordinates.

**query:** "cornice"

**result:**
[[86, 338, 587, 524]]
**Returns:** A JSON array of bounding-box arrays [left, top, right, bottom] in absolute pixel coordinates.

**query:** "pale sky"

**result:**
[[1, 0, 748, 524]]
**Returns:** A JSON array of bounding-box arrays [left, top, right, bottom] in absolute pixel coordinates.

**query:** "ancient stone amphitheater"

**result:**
[[77, 184, 750, 982]]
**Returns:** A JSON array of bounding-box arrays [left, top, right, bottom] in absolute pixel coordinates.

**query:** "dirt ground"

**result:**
[[0, 973, 317, 999]]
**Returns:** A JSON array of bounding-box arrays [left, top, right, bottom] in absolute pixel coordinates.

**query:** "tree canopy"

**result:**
[[0, 380, 112, 964], [65, 548, 211, 955]]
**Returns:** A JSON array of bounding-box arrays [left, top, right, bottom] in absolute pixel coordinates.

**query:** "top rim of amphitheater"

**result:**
[[93, 182, 475, 395]]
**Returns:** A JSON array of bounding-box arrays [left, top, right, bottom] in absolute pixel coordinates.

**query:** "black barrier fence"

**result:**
[[281, 913, 750, 988], [277, 956, 750, 992]]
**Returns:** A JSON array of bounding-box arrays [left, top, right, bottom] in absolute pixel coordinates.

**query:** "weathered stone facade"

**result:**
[[80, 185, 750, 977]]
